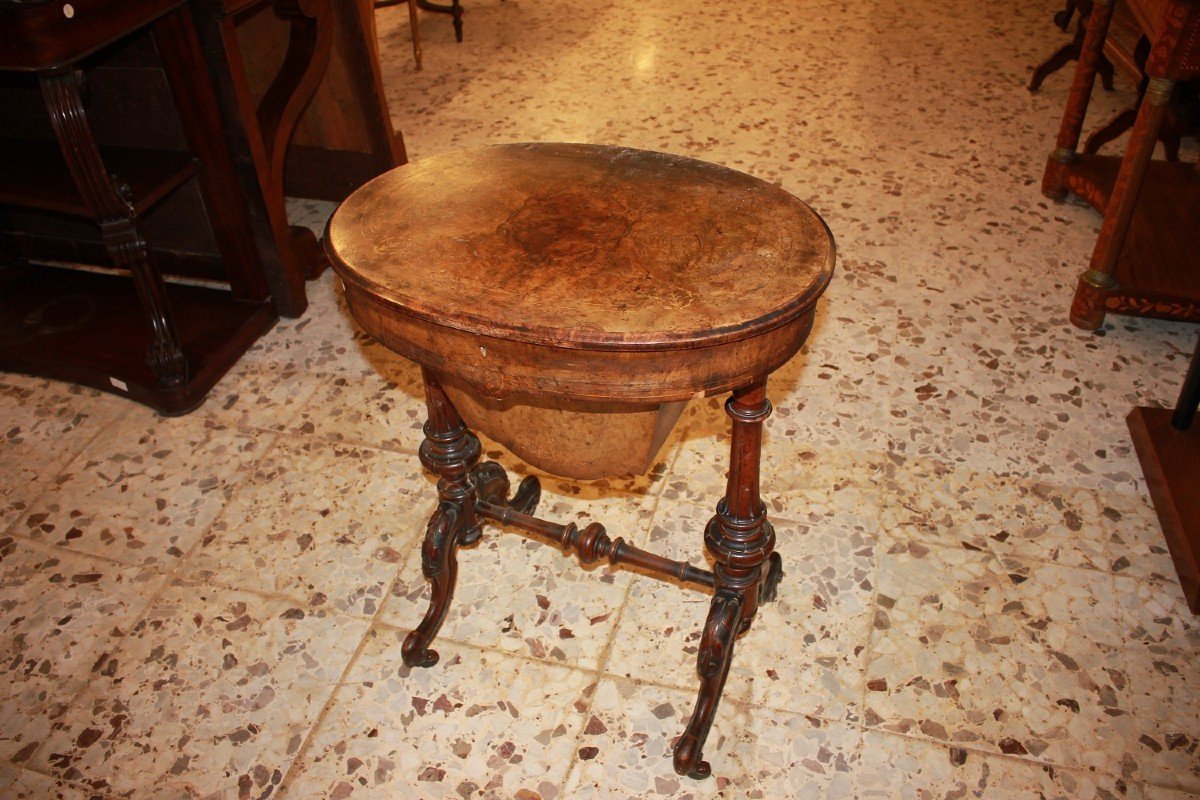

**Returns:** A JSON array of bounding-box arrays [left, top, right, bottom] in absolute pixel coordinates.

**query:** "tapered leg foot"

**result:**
[[1070, 270, 1113, 330]]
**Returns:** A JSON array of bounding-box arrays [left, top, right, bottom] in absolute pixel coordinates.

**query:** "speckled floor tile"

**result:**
[[30, 579, 368, 799], [852, 729, 1142, 800], [15, 411, 269, 569], [606, 499, 877, 723], [200, 358, 325, 434], [289, 340, 427, 452], [0, 537, 165, 763], [863, 540, 1139, 779], [1113, 574, 1200, 655], [0, 382, 129, 534], [278, 628, 591, 800], [664, 416, 886, 526], [560, 677, 859, 799], [3, 0, 1199, 795], [1147, 787, 1200, 800], [1125, 644, 1200, 792], [183, 437, 430, 616], [880, 455, 1179, 590], [379, 435, 669, 670], [0, 763, 118, 800]]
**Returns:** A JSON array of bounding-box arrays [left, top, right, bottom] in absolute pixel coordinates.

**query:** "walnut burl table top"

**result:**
[[326, 142, 835, 404]]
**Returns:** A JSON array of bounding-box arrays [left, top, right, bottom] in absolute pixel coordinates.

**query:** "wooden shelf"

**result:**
[[0, 137, 196, 218], [1064, 154, 1200, 322], [1128, 406, 1200, 614], [0, 262, 276, 414]]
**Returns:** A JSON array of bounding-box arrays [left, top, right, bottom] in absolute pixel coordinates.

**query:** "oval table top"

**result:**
[[326, 143, 834, 353]]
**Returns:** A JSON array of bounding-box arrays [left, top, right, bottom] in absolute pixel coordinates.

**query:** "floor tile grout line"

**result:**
[[853, 720, 1145, 786], [551, 414, 727, 796], [273, 571, 410, 799], [8, 427, 290, 786], [0, 399, 137, 541]]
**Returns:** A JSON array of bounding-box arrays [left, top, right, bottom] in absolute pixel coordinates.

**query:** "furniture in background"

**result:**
[[1042, 0, 1200, 329], [393, 0, 461, 46], [1128, 333, 1200, 614], [1029, 0, 1117, 92], [0, 0, 405, 413], [325, 143, 835, 779], [193, 0, 407, 292], [375, 0, 424, 69], [0, 0, 278, 413]]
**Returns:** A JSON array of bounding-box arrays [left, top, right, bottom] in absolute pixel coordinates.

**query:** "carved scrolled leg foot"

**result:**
[[673, 590, 743, 779], [758, 552, 784, 604], [471, 461, 541, 523], [509, 475, 540, 515], [404, 370, 481, 668], [674, 383, 775, 779], [401, 502, 464, 667]]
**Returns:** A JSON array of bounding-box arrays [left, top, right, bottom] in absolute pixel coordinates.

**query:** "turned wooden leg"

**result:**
[[674, 383, 777, 779], [450, 0, 463, 42], [407, 0, 423, 69], [401, 368, 482, 668], [1070, 77, 1174, 330], [1042, 0, 1115, 198], [39, 69, 187, 387]]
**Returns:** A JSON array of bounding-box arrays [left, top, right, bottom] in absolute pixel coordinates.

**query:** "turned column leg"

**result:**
[[401, 368, 482, 668], [674, 382, 778, 779], [40, 69, 188, 387], [1069, 77, 1174, 330], [451, 0, 463, 42], [1042, 0, 1115, 198]]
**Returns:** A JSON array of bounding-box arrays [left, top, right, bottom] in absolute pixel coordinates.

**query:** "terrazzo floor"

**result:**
[[2, 0, 1199, 797]]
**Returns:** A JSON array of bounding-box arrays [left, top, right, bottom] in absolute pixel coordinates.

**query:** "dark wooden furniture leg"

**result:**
[[1029, 0, 1115, 93], [1069, 76, 1174, 329], [1043, 0, 1117, 198], [415, 0, 463, 42], [401, 368, 483, 668], [258, 0, 336, 281], [39, 68, 187, 388], [674, 382, 782, 779]]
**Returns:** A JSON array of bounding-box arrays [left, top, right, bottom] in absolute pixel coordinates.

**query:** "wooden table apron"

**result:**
[[325, 142, 835, 780]]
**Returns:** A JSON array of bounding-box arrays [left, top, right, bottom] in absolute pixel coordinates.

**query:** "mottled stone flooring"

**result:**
[[3, 0, 1199, 797]]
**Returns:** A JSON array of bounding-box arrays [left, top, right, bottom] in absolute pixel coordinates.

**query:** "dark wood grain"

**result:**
[[0, 0, 183, 71], [0, 138, 196, 217], [0, 262, 275, 414]]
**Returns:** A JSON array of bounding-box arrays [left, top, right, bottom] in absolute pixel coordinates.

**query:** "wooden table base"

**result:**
[[403, 370, 785, 779]]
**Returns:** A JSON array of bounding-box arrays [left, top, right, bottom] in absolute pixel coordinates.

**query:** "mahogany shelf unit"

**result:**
[[0, 263, 275, 414], [1060, 153, 1200, 322], [0, 138, 196, 218]]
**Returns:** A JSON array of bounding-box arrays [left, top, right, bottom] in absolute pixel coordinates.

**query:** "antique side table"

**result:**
[[325, 143, 835, 778]]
